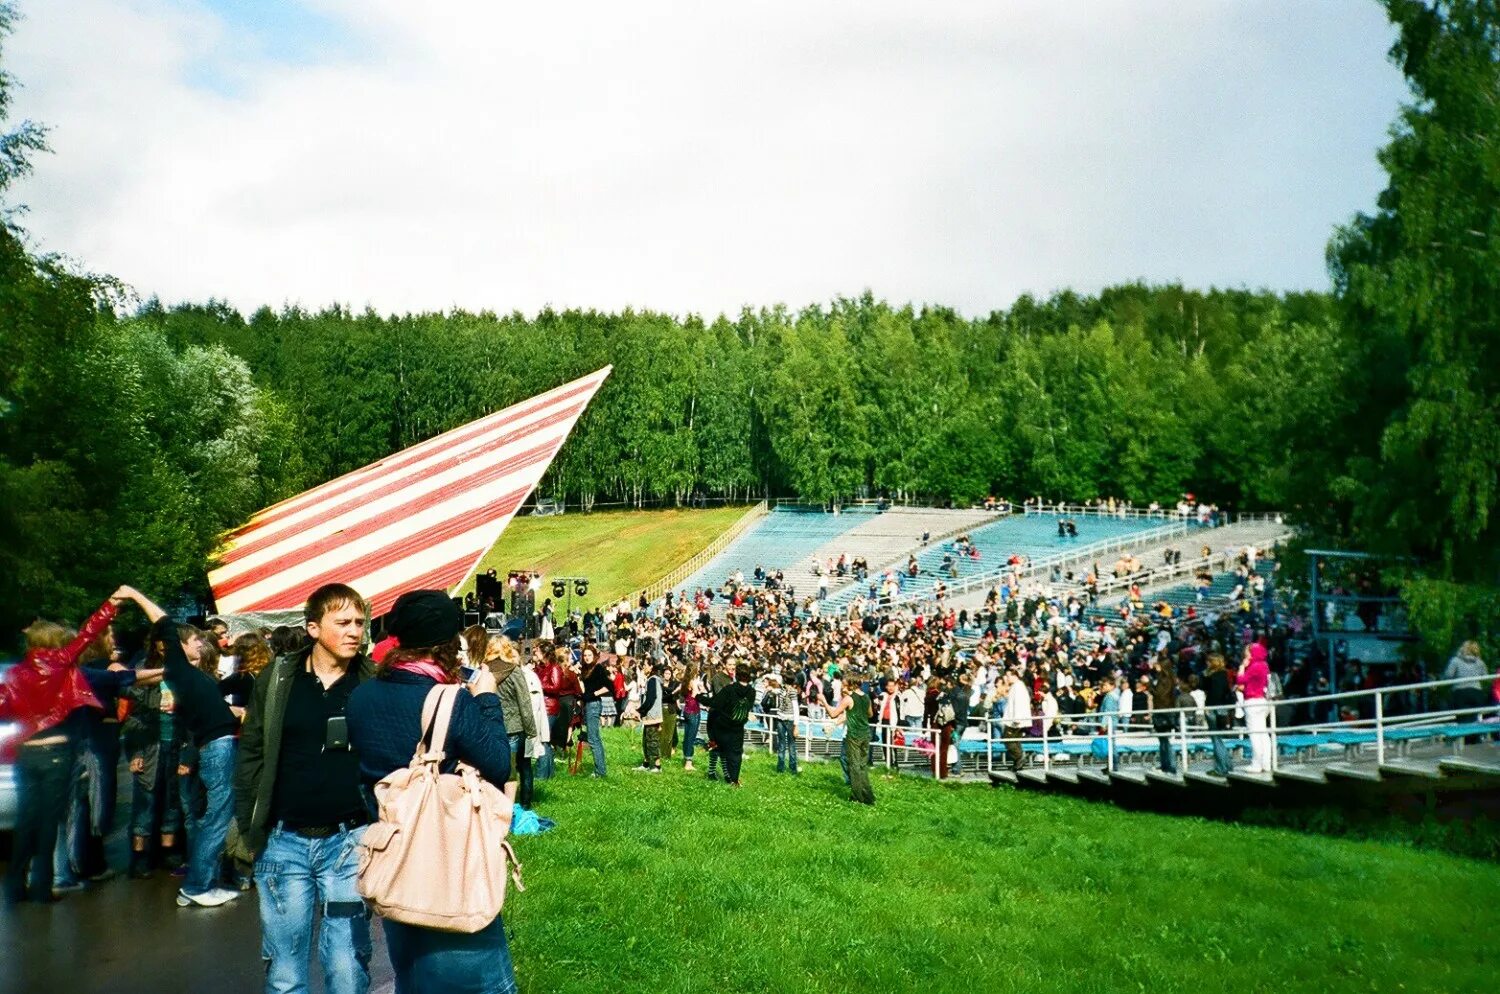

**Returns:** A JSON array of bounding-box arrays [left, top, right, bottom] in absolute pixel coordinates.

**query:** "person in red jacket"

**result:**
[[1, 588, 126, 903]]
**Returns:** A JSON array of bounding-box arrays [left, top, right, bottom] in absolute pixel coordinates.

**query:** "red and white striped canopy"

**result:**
[[209, 367, 611, 619]]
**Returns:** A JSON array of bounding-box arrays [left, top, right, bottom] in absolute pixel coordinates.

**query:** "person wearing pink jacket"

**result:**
[[1237, 643, 1272, 773]]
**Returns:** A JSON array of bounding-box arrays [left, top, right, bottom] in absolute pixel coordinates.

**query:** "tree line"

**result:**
[[0, 0, 1495, 652]]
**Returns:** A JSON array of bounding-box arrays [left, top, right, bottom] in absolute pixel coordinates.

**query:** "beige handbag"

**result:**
[[357, 684, 524, 933]]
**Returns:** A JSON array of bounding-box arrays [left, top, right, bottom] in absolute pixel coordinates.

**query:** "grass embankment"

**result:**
[[468, 505, 752, 608], [506, 729, 1496, 994]]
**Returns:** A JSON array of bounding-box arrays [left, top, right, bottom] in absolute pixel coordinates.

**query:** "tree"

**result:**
[[1322, 0, 1500, 655]]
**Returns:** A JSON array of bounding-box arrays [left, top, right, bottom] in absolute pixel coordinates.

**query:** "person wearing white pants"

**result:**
[[1237, 643, 1273, 773], [1243, 698, 1272, 773]]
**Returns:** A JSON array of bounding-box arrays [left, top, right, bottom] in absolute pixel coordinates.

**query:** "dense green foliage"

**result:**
[[132, 288, 1341, 514], [509, 729, 1499, 993]]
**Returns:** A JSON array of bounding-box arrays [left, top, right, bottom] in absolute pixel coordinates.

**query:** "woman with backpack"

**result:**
[[346, 590, 516, 993]]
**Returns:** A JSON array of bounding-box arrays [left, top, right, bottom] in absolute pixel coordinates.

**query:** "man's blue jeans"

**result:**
[[255, 824, 372, 994], [774, 719, 799, 773], [184, 735, 236, 897], [584, 700, 607, 777], [384, 913, 517, 994]]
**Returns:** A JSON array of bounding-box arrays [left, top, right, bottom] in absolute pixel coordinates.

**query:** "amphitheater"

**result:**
[[647, 501, 1500, 807]]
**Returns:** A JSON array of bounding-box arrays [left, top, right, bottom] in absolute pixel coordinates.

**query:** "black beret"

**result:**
[[387, 590, 462, 649]]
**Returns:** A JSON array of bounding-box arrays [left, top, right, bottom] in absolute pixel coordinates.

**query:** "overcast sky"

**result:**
[[6, 0, 1408, 319]]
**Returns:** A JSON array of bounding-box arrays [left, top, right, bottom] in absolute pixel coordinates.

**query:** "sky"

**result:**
[[5, 0, 1409, 319]]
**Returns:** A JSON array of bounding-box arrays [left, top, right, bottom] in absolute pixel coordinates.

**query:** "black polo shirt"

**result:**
[[270, 661, 365, 829]]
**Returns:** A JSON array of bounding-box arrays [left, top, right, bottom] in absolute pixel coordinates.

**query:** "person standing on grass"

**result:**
[[346, 590, 515, 994], [659, 663, 681, 764], [635, 659, 663, 772], [708, 664, 755, 787], [581, 649, 612, 778], [681, 663, 704, 772], [705, 658, 733, 780], [482, 630, 538, 806], [827, 671, 874, 805], [770, 672, 800, 775]]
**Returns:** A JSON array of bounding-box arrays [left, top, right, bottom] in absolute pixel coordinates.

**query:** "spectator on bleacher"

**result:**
[[1444, 641, 1489, 717], [1238, 643, 1272, 773], [1151, 658, 1178, 774], [1202, 654, 1237, 776], [1002, 670, 1032, 772]]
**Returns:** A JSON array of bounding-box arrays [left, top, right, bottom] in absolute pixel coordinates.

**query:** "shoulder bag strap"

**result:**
[[415, 684, 462, 765]]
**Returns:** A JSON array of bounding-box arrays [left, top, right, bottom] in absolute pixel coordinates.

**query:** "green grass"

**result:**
[[505, 728, 1498, 994], [467, 505, 753, 609]]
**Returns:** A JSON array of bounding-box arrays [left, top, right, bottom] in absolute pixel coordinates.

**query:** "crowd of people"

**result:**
[[2, 583, 545, 993]]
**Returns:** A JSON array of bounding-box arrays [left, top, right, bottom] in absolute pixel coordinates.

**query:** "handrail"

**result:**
[[708, 672, 1496, 781], [643, 501, 768, 604], [871, 520, 1194, 610], [1023, 503, 1287, 526], [814, 506, 1014, 602]]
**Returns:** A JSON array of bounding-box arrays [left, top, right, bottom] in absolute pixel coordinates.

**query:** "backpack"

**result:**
[[357, 684, 524, 934], [729, 686, 753, 725]]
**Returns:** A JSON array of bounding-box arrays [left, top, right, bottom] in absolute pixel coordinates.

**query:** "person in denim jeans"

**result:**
[[255, 822, 372, 994], [235, 584, 376, 994], [681, 665, 704, 771], [347, 590, 516, 994], [581, 654, 613, 777], [113, 590, 242, 908], [768, 674, 799, 774]]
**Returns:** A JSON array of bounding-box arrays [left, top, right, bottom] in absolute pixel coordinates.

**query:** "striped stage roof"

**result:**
[[209, 367, 611, 618]]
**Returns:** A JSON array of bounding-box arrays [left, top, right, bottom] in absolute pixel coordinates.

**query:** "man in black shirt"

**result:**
[[235, 583, 375, 994], [115, 587, 242, 908]]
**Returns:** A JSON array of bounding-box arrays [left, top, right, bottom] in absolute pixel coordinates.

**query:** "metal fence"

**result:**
[[642, 500, 769, 604]]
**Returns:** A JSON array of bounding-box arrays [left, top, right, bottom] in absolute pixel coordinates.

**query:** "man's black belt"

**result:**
[[276, 816, 368, 839]]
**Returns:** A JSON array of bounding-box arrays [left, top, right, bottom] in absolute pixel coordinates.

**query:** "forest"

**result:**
[[0, 0, 1495, 648]]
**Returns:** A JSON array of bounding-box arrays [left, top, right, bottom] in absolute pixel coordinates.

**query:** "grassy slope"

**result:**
[[468, 506, 752, 609], [507, 729, 1496, 994]]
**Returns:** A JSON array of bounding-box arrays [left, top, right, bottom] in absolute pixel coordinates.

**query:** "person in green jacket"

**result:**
[[828, 672, 875, 805]]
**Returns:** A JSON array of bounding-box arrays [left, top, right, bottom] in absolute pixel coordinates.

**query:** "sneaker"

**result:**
[[647, 767, 662, 774], [170, 865, 188, 879], [88, 868, 118, 884], [176, 887, 241, 908], [51, 881, 85, 898], [632, 765, 651, 772], [129, 855, 153, 880]]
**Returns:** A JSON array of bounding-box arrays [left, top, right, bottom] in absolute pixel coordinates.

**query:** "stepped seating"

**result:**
[[827, 512, 1170, 609], [668, 506, 876, 599], [777, 506, 1002, 602], [1083, 555, 1278, 627]]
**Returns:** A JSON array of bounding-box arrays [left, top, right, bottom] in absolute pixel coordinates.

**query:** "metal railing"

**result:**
[[1023, 503, 1287, 526], [872, 520, 1194, 610], [971, 673, 1497, 778], [643, 500, 768, 605], [687, 673, 1497, 786]]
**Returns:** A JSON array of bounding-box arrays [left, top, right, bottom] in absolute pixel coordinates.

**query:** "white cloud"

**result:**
[[6, 0, 1407, 318]]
